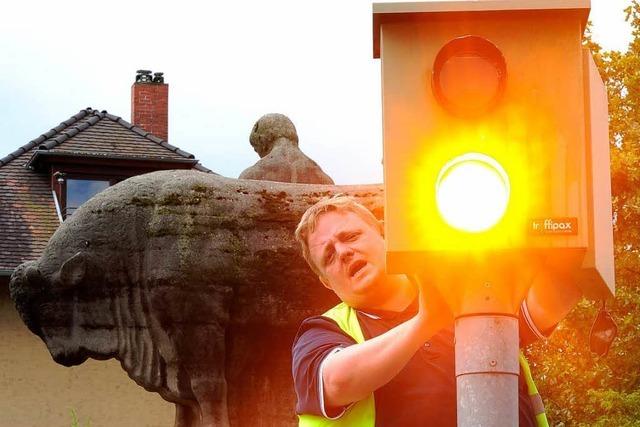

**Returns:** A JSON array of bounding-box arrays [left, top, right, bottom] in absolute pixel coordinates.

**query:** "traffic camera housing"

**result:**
[[374, 0, 614, 313]]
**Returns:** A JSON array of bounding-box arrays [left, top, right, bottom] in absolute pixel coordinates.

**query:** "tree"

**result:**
[[526, 2, 640, 425]]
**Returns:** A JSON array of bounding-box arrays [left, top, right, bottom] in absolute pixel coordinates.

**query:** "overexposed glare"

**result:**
[[436, 154, 510, 232], [0, 0, 632, 184]]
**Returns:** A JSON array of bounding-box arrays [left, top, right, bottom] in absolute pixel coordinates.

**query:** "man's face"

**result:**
[[307, 210, 390, 309]]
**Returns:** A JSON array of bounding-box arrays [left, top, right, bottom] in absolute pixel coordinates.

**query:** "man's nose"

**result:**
[[335, 242, 353, 262]]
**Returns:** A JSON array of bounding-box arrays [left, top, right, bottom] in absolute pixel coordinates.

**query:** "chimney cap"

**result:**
[[153, 72, 165, 83], [135, 70, 153, 83]]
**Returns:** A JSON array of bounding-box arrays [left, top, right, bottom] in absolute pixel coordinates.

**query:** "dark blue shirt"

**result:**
[[292, 301, 539, 427]]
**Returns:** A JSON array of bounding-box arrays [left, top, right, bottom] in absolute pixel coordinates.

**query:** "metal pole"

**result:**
[[455, 314, 519, 427]]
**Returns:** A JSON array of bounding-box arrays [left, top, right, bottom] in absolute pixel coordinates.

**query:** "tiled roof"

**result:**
[[0, 108, 211, 172], [0, 158, 58, 272], [0, 108, 212, 272]]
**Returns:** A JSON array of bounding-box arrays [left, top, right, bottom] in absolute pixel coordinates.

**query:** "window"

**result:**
[[39, 153, 197, 222], [64, 178, 110, 217]]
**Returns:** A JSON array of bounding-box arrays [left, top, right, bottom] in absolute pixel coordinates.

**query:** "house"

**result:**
[[0, 71, 212, 426], [0, 70, 212, 285]]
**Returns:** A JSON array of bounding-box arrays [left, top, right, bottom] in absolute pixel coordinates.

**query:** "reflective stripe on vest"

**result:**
[[298, 303, 375, 427], [519, 353, 550, 427], [298, 302, 548, 427]]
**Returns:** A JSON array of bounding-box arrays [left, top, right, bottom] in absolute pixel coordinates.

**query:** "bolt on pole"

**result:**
[[455, 315, 519, 427]]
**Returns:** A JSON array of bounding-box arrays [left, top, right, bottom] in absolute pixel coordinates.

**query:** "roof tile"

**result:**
[[76, 121, 90, 131], [147, 134, 162, 143], [116, 118, 134, 130], [175, 149, 195, 159], [130, 126, 149, 137]]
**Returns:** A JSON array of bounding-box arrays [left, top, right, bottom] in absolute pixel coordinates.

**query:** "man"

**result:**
[[292, 195, 581, 426]]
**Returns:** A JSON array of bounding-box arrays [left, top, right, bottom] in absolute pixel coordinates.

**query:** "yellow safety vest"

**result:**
[[298, 302, 549, 427]]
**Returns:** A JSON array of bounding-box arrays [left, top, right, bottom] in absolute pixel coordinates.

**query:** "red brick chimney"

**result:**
[[131, 70, 168, 141]]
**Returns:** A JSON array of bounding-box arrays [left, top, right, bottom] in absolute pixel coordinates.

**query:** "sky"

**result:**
[[0, 0, 633, 184]]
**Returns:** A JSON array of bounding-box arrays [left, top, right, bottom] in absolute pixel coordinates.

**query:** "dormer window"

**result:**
[[26, 144, 200, 222], [51, 172, 117, 220], [65, 178, 111, 217]]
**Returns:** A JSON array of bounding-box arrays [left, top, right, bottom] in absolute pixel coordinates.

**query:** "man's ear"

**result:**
[[319, 275, 332, 290]]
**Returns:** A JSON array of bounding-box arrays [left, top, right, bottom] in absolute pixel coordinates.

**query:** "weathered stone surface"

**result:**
[[10, 170, 381, 427], [239, 114, 334, 184]]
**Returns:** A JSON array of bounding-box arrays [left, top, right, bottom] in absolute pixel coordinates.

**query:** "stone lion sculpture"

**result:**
[[10, 170, 381, 426]]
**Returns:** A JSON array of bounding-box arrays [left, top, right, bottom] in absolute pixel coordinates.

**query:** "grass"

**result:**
[[70, 408, 91, 427]]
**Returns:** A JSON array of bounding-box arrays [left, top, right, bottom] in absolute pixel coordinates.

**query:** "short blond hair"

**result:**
[[295, 195, 382, 278]]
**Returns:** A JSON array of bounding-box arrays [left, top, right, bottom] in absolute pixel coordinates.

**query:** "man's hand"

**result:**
[[412, 275, 454, 336], [321, 276, 453, 408]]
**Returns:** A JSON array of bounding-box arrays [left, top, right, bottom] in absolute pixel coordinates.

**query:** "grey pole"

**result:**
[[455, 315, 519, 427]]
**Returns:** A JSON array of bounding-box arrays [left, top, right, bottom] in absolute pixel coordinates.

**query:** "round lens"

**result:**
[[432, 36, 507, 117], [436, 153, 510, 232]]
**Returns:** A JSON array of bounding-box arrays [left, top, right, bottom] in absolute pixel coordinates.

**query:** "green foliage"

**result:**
[[70, 408, 91, 427], [527, 2, 640, 425]]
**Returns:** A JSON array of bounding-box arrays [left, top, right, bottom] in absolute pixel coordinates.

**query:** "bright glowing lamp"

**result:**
[[436, 153, 510, 232]]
